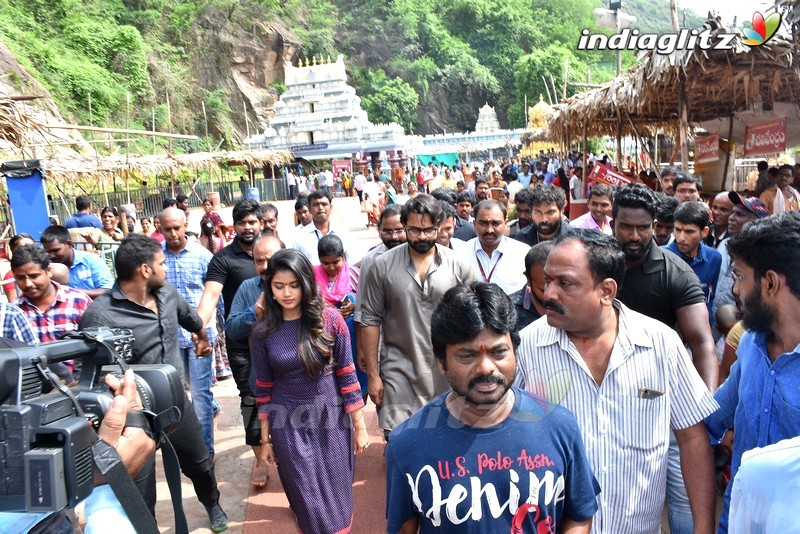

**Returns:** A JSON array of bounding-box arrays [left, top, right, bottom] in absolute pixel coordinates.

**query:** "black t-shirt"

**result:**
[[453, 218, 477, 241], [512, 219, 572, 247], [617, 243, 705, 327], [205, 240, 257, 356], [205, 240, 257, 319]]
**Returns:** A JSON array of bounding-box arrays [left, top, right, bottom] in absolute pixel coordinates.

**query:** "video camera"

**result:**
[[0, 328, 184, 513]]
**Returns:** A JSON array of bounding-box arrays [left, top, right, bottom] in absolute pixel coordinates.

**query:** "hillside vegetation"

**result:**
[[0, 0, 705, 150]]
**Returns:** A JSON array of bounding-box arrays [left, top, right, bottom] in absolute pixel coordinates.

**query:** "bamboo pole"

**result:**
[[125, 92, 131, 204], [722, 115, 735, 190], [542, 76, 553, 105], [624, 111, 658, 174], [152, 108, 157, 155], [678, 72, 690, 172], [40, 123, 198, 140], [581, 69, 590, 196], [106, 112, 116, 195], [202, 101, 214, 192], [167, 92, 175, 197]]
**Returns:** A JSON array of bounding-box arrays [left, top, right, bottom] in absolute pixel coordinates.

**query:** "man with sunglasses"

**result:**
[[360, 194, 475, 442]]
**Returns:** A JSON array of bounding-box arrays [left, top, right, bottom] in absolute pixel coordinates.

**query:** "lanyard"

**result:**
[[477, 251, 503, 283]]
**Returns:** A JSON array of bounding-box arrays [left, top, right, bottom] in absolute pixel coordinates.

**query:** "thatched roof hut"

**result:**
[[547, 33, 800, 144], [0, 95, 39, 149], [31, 149, 294, 182]]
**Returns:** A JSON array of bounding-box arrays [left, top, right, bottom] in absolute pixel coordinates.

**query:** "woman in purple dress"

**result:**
[[251, 249, 369, 533]]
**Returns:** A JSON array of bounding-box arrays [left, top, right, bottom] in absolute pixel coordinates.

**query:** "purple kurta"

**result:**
[[251, 307, 364, 533]]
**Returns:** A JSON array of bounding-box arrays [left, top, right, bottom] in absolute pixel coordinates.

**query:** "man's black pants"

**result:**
[[135, 392, 220, 515], [227, 349, 261, 446]]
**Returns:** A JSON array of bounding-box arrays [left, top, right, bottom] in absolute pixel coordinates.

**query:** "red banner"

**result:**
[[744, 116, 786, 156], [332, 159, 352, 178], [695, 132, 720, 163], [588, 163, 631, 187]]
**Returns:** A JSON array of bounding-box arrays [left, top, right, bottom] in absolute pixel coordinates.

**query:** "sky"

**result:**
[[678, 0, 776, 27]]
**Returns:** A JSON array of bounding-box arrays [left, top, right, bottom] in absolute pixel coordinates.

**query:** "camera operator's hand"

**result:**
[[192, 329, 213, 357], [93, 370, 156, 485]]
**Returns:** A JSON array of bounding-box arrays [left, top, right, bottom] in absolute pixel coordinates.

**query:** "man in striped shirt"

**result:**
[[517, 230, 719, 533]]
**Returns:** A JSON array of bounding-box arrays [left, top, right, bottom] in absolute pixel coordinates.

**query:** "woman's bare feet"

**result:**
[[251, 457, 269, 488]]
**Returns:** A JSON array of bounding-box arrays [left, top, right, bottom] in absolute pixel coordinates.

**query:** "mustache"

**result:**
[[542, 299, 566, 314], [468, 375, 505, 388]]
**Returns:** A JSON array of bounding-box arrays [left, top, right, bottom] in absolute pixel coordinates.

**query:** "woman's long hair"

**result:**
[[257, 249, 334, 377], [199, 219, 218, 253]]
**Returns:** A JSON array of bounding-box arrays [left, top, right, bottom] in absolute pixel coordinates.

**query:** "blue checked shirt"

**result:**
[[163, 240, 215, 348], [0, 302, 37, 344]]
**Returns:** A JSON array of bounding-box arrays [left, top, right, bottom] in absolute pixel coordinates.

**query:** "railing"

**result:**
[[46, 178, 290, 225]]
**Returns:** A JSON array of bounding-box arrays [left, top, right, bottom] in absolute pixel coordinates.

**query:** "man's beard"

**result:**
[[408, 238, 436, 254], [237, 232, 257, 246], [518, 218, 532, 230], [383, 237, 405, 250], [740, 286, 774, 333], [621, 238, 651, 261], [536, 220, 559, 236]]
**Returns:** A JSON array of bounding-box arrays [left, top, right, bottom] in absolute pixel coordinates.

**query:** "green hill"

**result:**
[[0, 0, 709, 147]]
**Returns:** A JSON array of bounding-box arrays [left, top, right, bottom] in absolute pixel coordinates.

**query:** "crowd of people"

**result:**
[[0, 153, 799, 534]]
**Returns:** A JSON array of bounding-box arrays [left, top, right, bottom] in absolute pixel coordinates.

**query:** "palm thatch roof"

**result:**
[[0, 95, 41, 148], [36, 149, 295, 181], [547, 32, 800, 144]]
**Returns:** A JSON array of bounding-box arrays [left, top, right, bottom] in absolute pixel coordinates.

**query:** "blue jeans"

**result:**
[[181, 347, 216, 456], [666, 429, 694, 534]]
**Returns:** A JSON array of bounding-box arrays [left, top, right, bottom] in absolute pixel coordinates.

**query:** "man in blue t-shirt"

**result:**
[[663, 201, 722, 325], [386, 282, 598, 533], [64, 194, 103, 229]]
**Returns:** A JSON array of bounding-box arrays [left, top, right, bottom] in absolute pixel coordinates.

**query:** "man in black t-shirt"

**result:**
[[612, 184, 717, 385], [196, 199, 268, 487], [612, 183, 717, 534], [513, 184, 572, 247]]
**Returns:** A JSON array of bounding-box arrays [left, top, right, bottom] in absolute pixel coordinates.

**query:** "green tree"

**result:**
[[356, 69, 420, 131]]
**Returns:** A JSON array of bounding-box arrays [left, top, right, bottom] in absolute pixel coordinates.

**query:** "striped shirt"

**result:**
[[516, 301, 718, 534]]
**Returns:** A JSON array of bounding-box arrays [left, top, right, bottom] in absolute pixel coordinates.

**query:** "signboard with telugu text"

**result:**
[[332, 159, 352, 178], [587, 163, 631, 187], [695, 132, 720, 163], [744, 116, 786, 156]]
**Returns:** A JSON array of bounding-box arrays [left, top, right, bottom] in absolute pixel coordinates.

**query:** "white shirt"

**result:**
[[506, 180, 523, 203], [324, 169, 335, 187], [354, 173, 367, 191], [289, 222, 352, 265], [462, 235, 529, 295], [729, 436, 800, 534], [286, 171, 296, 186], [569, 174, 582, 199], [516, 301, 719, 534], [363, 181, 381, 203]]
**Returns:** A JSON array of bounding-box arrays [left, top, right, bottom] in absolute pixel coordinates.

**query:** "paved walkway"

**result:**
[[154, 194, 386, 532]]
